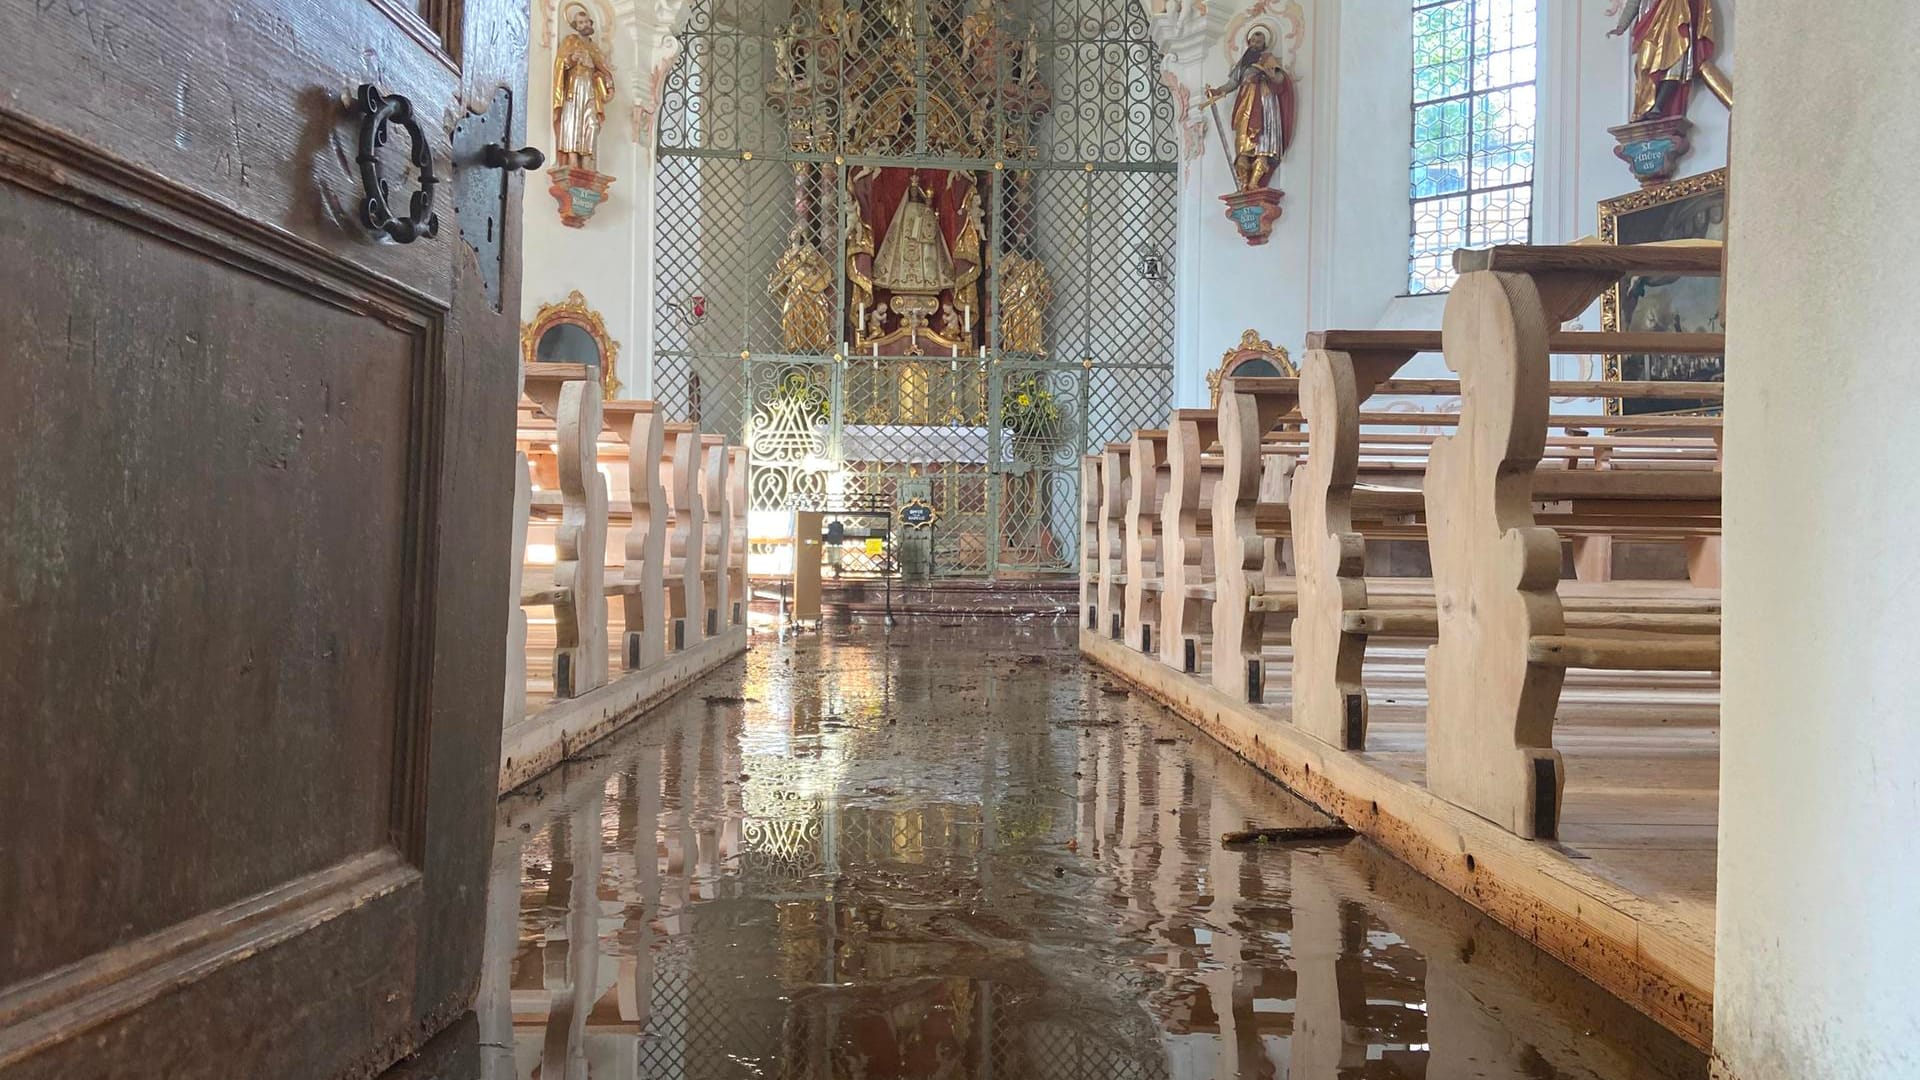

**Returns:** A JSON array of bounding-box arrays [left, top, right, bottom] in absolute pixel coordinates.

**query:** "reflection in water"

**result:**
[[480, 623, 1705, 1079]]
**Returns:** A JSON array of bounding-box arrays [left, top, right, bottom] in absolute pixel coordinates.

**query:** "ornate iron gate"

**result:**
[[651, 0, 1177, 577]]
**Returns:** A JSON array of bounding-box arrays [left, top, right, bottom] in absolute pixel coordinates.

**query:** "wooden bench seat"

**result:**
[[1121, 430, 1171, 654], [1267, 250, 1730, 809], [1072, 239, 1733, 867], [1082, 455, 1104, 630]]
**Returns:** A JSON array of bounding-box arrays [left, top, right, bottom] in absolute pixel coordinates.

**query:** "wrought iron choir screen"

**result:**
[[650, 0, 1178, 577]]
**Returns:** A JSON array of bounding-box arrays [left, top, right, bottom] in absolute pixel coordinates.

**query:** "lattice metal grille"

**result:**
[[652, 0, 1175, 577]]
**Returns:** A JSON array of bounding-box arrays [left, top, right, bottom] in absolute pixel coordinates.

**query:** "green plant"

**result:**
[[1001, 373, 1061, 440]]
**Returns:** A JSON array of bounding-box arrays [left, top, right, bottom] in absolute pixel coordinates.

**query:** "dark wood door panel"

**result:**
[[0, 0, 462, 298], [0, 73, 455, 1073], [0, 178, 433, 986]]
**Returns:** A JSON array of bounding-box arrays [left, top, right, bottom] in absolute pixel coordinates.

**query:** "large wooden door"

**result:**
[[0, 1, 530, 1075]]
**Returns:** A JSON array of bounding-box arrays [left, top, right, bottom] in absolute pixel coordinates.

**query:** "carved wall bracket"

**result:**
[[1220, 186, 1284, 245], [549, 165, 615, 226]]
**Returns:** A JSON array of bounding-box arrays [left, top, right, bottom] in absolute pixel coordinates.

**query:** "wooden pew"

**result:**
[[728, 445, 749, 628], [1424, 243, 1725, 839], [548, 378, 609, 698], [700, 433, 729, 641], [1209, 377, 1301, 702], [1288, 330, 1725, 756], [1096, 442, 1132, 641], [1122, 429, 1169, 655], [506, 452, 533, 729], [1080, 454, 1102, 632], [663, 423, 706, 652], [603, 400, 668, 670], [1159, 409, 1222, 672], [516, 364, 737, 688], [504, 364, 752, 793]]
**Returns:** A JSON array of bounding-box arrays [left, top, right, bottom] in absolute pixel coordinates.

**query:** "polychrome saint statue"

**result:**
[[553, 4, 616, 170], [1203, 28, 1294, 192]]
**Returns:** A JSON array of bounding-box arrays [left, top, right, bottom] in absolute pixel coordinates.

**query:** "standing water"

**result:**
[[478, 622, 1705, 1079]]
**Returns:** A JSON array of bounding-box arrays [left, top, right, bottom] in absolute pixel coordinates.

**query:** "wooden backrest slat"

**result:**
[[1452, 241, 1723, 276], [1308, 329, 1724, 356]]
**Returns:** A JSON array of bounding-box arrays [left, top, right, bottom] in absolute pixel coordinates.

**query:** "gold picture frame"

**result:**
[[1206, 328, 1297, 407], [1599, 168, 1726, 415], [522, 290, 623, 398]]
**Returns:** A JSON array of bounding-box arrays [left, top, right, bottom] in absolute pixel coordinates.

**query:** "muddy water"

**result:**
[[478, 622, 1705, 1079]]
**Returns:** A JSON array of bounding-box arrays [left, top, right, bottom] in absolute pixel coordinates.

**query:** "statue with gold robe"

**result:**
[[553, 5, 616, 170], [1609, 0, 1728, 121], [1203, 28, 1294, 193], [872, 173, 955, 295], [998, 251, 1051, 355], [768, 238, 835, 353]]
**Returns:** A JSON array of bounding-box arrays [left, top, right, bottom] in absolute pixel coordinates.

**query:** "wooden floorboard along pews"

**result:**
[[1080, 241, 1727, 1052]]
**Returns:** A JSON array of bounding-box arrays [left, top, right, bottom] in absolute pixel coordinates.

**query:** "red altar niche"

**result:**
[[848, 166, 983, 357]]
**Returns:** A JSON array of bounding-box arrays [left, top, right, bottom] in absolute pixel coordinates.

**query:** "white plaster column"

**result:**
[[626, 0, 689, 399], [1715, 4, 1920, 1077], [1150, 2, 1229, 409]]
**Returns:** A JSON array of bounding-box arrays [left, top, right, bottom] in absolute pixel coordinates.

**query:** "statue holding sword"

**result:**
[[1199, 27, 1295, 192]]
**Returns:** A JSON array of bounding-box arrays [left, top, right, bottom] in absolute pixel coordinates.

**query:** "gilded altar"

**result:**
[[650, 0, 1180, 578], [762, 0, 1054, 368]]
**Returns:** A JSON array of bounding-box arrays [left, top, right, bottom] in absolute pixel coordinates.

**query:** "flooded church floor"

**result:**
[[479, 621, 1706, 1079]]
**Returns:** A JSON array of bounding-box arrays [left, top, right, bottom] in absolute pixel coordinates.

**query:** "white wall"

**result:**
[[1715, 4, 1920, 1076], [523, 0, 683, 396]]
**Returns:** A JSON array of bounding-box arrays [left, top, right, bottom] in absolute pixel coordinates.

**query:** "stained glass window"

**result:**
[[1409, 0, 1538, 294]]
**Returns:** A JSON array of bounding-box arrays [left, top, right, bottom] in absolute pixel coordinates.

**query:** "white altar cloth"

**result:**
[[836, 424, 991, 464]]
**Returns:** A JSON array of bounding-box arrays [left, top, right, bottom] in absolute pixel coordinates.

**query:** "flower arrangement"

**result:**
[[1002, 373, 1061, 441], [772, 369, 830, 426]]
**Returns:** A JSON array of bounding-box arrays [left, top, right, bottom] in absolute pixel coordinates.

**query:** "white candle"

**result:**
[[857, 303, 867, 332], [871, 342, 879, 358], [963, 306, 972, 334]]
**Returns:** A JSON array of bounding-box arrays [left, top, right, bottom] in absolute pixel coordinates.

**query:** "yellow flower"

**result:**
[[1017, 393, 1032, 407]]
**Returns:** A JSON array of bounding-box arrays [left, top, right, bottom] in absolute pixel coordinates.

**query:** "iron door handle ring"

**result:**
[[353, 84, 440, 243]]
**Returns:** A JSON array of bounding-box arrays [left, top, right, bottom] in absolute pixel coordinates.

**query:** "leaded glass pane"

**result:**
[[1408, 0, 1538, 295]]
